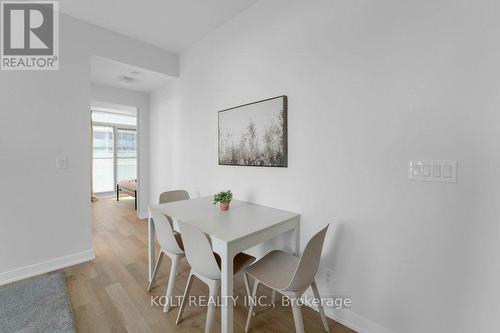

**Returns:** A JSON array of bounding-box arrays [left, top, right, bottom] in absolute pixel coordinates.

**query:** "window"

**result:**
[[93, 126, 115, 192], [92, 110, 137, 194], [117, 129, 137, 183], [92, 110, 136, 126]]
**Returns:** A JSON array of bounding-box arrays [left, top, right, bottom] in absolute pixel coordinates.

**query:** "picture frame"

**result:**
[[218, 95, 288, 167]]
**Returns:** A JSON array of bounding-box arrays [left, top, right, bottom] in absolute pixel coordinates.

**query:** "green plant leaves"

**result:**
[[213, 190, 233, 204]]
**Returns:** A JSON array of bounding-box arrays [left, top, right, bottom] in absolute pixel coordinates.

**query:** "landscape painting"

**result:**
[[218, 96, 287, 167]]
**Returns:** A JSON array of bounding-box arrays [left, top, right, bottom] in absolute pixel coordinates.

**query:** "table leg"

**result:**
[[221, 245, 235, 333], [292, 218, 300, 257], [148, 217, 155, 282], [275, 219, 300, 306]]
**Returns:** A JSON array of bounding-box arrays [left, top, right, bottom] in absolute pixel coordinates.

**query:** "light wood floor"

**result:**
[[62, 197, 355, 333]]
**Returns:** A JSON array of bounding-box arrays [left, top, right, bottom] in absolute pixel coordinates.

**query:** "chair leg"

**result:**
[[243, 272, 251, 297], [245, 281, 260, 333], [176, 270, 195, 324], [311, 281, 330, 332], [290, 300, 305, 333], [243, 272, 256, 316], [205, 282, 218, 333], [147, 251, 164, 291], [271, 290, 277, 307], [163, 255, 180, 313]]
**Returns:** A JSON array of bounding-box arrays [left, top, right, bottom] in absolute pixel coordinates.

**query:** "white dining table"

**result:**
[[148, 196, 300, 333]]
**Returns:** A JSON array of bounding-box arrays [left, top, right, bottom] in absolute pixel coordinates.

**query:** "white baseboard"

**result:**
[[0, 249, 95, 286], [303, 289, 395, 333]]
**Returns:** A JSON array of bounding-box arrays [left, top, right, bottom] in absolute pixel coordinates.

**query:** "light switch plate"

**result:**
[[56, 156, 68, 169], [409, 160, 457, 183]]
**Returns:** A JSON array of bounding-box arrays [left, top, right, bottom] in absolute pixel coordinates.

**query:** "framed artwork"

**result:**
[[218, 96, 287, 167]]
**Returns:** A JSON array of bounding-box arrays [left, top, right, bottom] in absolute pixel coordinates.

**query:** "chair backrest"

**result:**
[[149, 209, 184, 255], [159, 190, 190, 204], [177, 221, 221, 280], [158, 190, 190, 226], [284, 225, 329, 292]]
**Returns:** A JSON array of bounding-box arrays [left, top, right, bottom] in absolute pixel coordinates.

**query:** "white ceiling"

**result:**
[[60, 0, 259, 52], [91, 56, 172, 92]]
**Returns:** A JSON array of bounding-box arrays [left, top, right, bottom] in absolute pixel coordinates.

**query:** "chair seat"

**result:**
[[214, 252, 255, 275], [246, 250, 298, 291]]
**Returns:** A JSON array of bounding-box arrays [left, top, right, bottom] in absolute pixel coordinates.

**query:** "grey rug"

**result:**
[[0, 273, 75, 333]]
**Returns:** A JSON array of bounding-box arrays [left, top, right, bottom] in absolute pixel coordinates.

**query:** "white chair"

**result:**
[[245, 225, 331, 333], [175, 221, 255, 333], [147, 190, 190, 313]]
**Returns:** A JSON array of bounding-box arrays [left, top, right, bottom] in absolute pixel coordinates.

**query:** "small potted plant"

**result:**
[[213, 190, 233, 211]]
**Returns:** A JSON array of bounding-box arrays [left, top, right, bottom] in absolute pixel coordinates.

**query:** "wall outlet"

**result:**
[[317, 266, 335, 286], [325, 268, 333, 284], [409, 160, 457, 183]]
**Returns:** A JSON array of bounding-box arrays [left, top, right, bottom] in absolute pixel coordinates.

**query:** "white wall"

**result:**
[[90, 83, 150, 218], [149, 0, 500, 332], [0, 14, 177, 284], [80, 19, 178, 77]]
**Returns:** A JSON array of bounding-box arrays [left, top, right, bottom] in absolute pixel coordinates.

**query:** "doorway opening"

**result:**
[[91, 107, 138, 210]]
